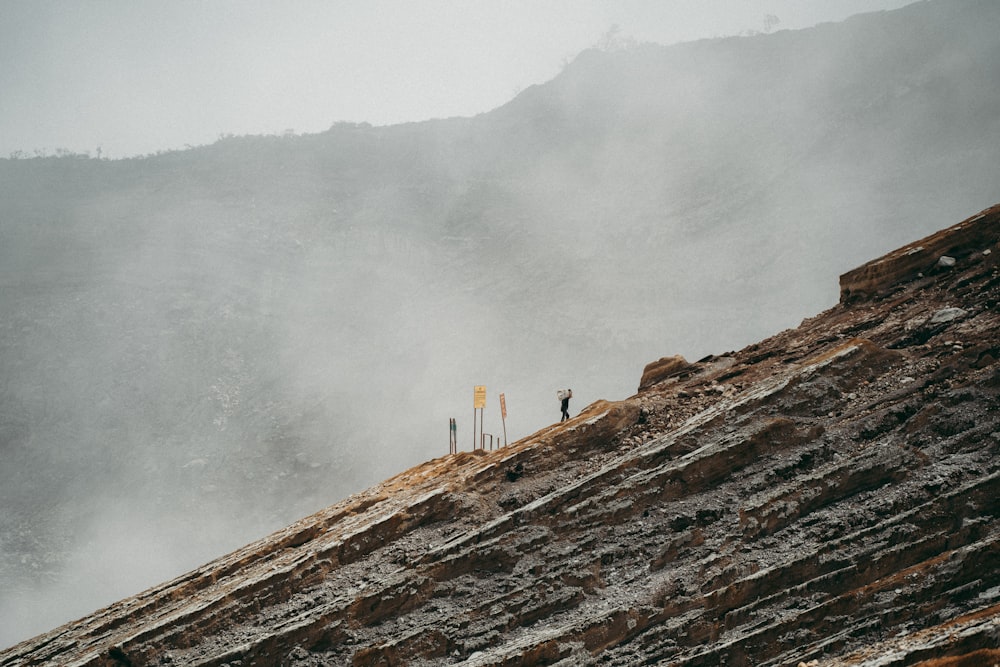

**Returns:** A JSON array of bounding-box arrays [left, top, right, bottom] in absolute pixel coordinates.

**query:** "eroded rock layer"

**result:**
[[3, 205, 999, 666]]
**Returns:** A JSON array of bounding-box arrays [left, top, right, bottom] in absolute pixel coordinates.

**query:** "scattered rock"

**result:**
[[930, 307, 967, 324], [638, 406, 650, 425]]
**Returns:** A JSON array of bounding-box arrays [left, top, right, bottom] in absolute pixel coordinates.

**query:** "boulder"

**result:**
[[639, 355, 691, 391]]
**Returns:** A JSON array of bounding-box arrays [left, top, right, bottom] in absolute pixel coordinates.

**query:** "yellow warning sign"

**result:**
[[474, 385, 486, 409], [500, 393, 507, 419]]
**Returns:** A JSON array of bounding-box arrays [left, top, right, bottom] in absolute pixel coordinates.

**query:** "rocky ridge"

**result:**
[[2, 204, 999, 665]]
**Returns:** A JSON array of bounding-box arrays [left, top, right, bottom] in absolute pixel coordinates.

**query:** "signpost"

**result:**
[[499, 393, 508, 447], [473, 386, 486, 450]]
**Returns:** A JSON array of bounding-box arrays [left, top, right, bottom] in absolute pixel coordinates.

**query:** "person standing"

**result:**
[[558, 388, 572, 422]]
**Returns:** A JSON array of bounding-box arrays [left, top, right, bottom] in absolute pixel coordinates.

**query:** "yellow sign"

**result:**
[[474, 385, 486, 409], [500, 393, 507, 419]]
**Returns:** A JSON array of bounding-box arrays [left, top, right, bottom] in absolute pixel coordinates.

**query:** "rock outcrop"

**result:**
[[838, 203, 1000, 303], [2, 205, 999, 666], [638, 355, 692, 392]]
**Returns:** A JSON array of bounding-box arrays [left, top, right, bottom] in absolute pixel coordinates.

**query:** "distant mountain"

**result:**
[[2, 0, 1000, 647], [4, 201, 998, 667]]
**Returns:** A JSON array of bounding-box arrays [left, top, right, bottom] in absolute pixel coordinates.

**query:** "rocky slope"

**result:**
[[5, 2, 1000, 642], [3, 205, 999, 666]]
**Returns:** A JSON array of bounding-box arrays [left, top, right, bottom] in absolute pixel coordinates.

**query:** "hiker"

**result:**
[[558, 388, 572, 422]]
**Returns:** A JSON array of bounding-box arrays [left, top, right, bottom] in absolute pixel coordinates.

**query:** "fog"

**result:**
[[4, 0, 1000, 650], [0, 1, 916, 159]]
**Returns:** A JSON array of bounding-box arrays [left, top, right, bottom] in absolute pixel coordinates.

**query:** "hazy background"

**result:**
[[3, 0, 1000, 649], [2, 0, 915, 158]]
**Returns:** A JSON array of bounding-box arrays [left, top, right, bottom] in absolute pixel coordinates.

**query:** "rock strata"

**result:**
[[2, 205, 999, 666], [838, 203, 1000, 303]]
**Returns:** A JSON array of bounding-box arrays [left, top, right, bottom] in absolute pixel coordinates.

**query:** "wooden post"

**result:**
[[499, 393, 508, 447]]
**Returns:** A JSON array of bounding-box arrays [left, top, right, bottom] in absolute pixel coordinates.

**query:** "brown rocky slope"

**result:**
[[3, 204, 999, 666]]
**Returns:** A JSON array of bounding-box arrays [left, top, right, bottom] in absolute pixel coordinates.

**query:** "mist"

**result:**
[[4, 0, 1000, 649], [0, 0, 918, 160]]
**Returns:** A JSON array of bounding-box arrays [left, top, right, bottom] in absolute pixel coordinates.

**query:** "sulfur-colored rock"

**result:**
[[638, 355, 691, 391]]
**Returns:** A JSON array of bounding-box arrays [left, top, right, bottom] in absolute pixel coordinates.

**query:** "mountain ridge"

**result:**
[[3, 203, 997, 665]]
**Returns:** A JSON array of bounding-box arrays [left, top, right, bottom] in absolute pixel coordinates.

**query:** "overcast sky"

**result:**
[[2, 0, 917, 158]]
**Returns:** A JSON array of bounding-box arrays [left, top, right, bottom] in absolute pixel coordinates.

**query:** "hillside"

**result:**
[[4, 0, 1000, 646], [3, 204, 997, 666]]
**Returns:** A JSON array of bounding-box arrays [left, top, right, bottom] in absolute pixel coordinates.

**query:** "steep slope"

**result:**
[[5, 0, 1000, 648], [4, 205, 997, 666]]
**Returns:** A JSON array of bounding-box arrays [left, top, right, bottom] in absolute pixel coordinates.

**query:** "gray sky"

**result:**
[[2, 0, 917, 158]]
